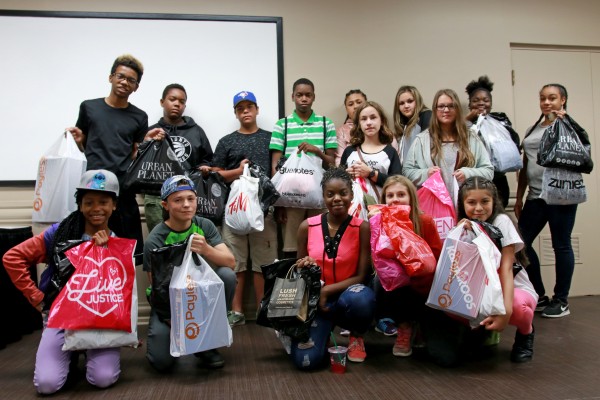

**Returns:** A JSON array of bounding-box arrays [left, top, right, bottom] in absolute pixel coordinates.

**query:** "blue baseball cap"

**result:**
[[77, 169, 119, 197], [233, 91, 257, 108], [160, 175, 196, 200]]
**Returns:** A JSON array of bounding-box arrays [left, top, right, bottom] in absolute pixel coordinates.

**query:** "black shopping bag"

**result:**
[[248, 163, 280, 215], [267, 265, 308, 321], [190, 171, 229, 225], [123, 136, 186, 195], [537, 115, 593, 174]]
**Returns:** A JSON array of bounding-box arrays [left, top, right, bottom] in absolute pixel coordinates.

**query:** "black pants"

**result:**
[[0, 227, 41, 349]]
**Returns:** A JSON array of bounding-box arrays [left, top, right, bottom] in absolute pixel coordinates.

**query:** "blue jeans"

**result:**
[[289, 284, 375, 370], [518, 198, 577, 302]]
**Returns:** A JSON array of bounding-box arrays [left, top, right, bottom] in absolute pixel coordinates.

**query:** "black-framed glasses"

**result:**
[[436, 104, 456, 111], [112, 73, 138, 85]]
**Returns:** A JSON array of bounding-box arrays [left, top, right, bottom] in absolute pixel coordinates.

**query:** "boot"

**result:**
[[510, 325, 534, 363]]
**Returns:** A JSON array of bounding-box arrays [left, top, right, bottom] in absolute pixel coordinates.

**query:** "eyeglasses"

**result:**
[[436, 104, 456, 111], [112, 73, 138, 85]]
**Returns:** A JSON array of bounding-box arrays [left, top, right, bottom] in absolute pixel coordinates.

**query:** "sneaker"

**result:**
[[393, 323, 413, 357], [339, 329, 350, 337], [195, 349, 225, 369], [541, 298, 570, 318], [347, 336, 366, 362], [535, 295, 550, 312], [511, 326, 534, 363], [227, 311, 246, 327], [375, 318, 398, 336]]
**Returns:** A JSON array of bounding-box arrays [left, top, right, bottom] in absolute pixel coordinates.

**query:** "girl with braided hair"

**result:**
[[292, 166, 375, 368], [3, 170, 123, 394]]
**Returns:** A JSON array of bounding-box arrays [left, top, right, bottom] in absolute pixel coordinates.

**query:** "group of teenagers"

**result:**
[[1, 53, 580, 394]]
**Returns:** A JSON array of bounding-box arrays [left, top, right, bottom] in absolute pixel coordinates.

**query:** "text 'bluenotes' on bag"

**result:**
[[32, 131, 87, 223], [271, 149, 324, 209]]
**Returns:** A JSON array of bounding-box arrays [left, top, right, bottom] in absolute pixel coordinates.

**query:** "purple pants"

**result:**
[[34, 328, 121, 394]]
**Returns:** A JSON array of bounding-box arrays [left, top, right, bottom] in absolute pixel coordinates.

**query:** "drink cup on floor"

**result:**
[[328, 346, 347, 374]]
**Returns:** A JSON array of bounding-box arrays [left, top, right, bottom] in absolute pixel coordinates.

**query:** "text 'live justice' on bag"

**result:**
[[32, 131, 87, 223]]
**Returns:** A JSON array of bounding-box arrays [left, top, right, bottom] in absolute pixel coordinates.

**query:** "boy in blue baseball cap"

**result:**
[[143, 175, 235, 371]]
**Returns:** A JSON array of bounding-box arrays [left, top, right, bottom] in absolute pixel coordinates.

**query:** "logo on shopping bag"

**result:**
[[65, 256, 128, 317], [33, 157, 47, 211], [438, 249, 476, 311], [185, 275, 201, 339], [227, 193, 248, 214], [435, 216, 455, 239]]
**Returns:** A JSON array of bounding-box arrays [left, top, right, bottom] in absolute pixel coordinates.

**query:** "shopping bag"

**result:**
[[123, 135, 186, 195], [470, 222, 505, 324], [248, 163, 280, 214], [225, 164, 264, 235], [32, 132, 87, 223], [369, 213, 410, 291], [349, 179, 368, 220], [417, 171, 456, 239], [169, 236, 232, 357], [537, 115, 593, 174], [540, 167, 587, 205], [380, 205, 437, 278], [190, 171, 229, 225], [476, 114, 522, 173], [149, 241, 188, 322], [267, 265, 309, 321], [62, 276, 138, 350], [257, 259, 321, 342], [271, 149, 324, 209], [47, 238, 136, 331], [426, 223, 487, 319]]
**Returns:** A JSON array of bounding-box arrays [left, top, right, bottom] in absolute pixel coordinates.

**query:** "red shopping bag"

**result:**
[[380, 205, 437, 278], [47, 237, 136, 332], [369, 213, 410, 291], [417, 171, 456, 239]]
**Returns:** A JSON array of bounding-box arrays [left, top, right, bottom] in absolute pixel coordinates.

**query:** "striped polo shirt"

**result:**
[[269, 110, 337, 157]]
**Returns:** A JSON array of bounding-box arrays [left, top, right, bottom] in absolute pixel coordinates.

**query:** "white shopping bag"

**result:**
[[476, 115, 522, 173], [62, 277, 139, 350], [169, 236, 233, 357], [540, 167, 587, 205], [349, 179, 368, 220], [32, 132, 87, 223], [271, 149, 324, 209], [225, 164, 264, 235]]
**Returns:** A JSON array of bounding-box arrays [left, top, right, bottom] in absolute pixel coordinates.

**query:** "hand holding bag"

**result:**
[[169, 235, 233, 357], [32, 131, 87, 223], [537, 115, 593, 174], [267, 264, 308, 321], [225, 164, 264, 235]]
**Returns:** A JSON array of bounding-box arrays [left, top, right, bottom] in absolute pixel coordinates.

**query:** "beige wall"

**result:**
[[1, 0, 599, 296]]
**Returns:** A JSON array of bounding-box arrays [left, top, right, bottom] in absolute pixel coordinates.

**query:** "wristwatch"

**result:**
[[368, 169, 376, 179]]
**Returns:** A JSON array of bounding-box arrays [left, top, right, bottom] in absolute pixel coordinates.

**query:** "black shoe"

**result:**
[[535, 295, 550, 312], [510, 326, 534, 363], [541, 298, 570, 318], [194, 349, 225, 369]]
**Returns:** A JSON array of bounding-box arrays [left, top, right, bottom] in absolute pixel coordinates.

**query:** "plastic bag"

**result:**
[[379, 205, 436, 277], [476, 114, 522, 173], [123, 135, 186, 195], [225, 164, 264, 235], [426, 222, 487, 320], [349, 179, 368, 220], [190, 171, 229, 225], [62, 276, 138, 350], [32, 132, 87, 223], [369, 213, 410, 291], [537, 115, 593, 174], [540, 167, 587, 205], [149, 241, 188, 322], [248, 163, 280, 214], [271, 149, 324, 209], [470, 222, 505, 326], [47, 238, 136, 331], [169, 236, 233, 357], [417, 171, 456, 239], [257, 259, 321, 342]]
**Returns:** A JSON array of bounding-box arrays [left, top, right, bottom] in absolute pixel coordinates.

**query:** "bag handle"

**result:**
[[184, 234, 202, 267], [355, 147, 381, 200]]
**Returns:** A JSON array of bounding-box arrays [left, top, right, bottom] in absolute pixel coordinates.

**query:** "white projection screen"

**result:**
[[0, 10, 284, 184]]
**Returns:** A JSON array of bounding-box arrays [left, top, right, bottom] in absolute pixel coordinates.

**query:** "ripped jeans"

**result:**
[[289, 284, 375, 370]]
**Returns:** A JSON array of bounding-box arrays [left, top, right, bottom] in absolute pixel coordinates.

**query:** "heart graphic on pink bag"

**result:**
[[65, 256, 128, 317]]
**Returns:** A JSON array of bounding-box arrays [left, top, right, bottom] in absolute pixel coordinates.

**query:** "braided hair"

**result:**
[[321, 165, 353, 191]]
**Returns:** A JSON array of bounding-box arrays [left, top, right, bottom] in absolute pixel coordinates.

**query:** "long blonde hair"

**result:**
[[429, 89, 474, 169], [380, 175, 422, 237], [393, 86, 428, 140]]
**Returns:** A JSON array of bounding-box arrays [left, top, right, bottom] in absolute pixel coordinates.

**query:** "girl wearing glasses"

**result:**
[[392, 86, 432, 165], [403, 89, 493, 195]]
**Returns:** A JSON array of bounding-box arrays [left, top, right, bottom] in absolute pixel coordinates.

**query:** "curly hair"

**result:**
[[465, 75, 494, 100], [111, 54, 144, 83]]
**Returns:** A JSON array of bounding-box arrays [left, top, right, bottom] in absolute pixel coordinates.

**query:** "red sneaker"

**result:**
[[393, 323, 413, 357], [347, 336, 366, 362]]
